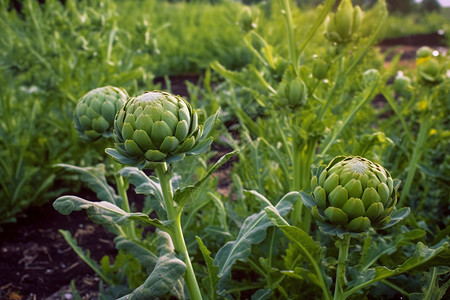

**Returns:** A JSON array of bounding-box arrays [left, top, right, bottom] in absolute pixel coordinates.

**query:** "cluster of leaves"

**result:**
[[0, 0, 251, 225]]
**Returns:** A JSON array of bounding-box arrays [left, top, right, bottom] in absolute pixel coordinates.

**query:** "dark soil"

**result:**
[[0, 195, 117, 300]]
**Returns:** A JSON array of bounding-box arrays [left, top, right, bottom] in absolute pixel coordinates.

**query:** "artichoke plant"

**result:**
[[302, 156, 407, 233], [106, 90, 216, 168], [74, 86, 128, 142]]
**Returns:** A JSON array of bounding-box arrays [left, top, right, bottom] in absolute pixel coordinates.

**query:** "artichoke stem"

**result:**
[[334, 234, 351, 300], [112, 160, 137, 240], [155, 164, 203, 300]]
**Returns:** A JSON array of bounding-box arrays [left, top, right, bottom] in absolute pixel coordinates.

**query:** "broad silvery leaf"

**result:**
[[119, 167, 166, 219], [53, 196, 167, 230], [117, 230, 186, 300], [56, 164, 122, 207]]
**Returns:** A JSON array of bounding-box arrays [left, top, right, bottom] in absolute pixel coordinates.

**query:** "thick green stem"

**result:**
[[112, 160, 137, 240], [155, 164, 203, 300], [334, 234, 351, 300], [398, 114, 430, 207], [279, 0, 298, 74]]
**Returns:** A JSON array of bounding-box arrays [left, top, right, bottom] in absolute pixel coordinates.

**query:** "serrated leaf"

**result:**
[[265, 206, 332, 296], [210, 61, 251, 87], [359, 228, 426, 270], [119, 167, 166, 218], [56, 163, 122, 206], [173, 150, 237, 207], [59, 229, 112, 285], [53, 196, 167, 230], [251, 289, 272, 300], [345, 242, 450, 297], [115, 236, 158, 273], [117, 230, 186, 300], [213, 192, 298, 294], [264, 206, 322, 262], [196, 236, 220, 300]]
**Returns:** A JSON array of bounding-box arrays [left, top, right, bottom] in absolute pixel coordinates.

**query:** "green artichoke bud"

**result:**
[[74, 86, 128, 142], [416, 46, 434, 59], [277, 78, 307, 109], [312, 58, 329, 80], [362, 69, 380, 89], [303, 156, 403, 233], [238, 6, 257, 32], [325, 0, 363, 44], [393, 72, 413, 97], [106, 91, 217, 169], [417, 57, 442, 84]]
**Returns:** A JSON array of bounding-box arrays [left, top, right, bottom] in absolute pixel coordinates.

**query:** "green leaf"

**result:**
[[55, 164, 122, 207], [264, 206, 322, 263], [300, 191, 316, 210], [265, 206, 332, 298], [210, 61, 251, 87], [173, 150, 238, 206], [117, 230, 186, 300], [196, 236, 220, 300], [59, 229, 112, 285], [359, 228, 427, 271], [213, 192, 298, 294], [184, 137, 213, 156], [53, 196, 167, 230], [119, 167, 166, 218], [200, 108, 220, 141], [345, 241, 450, 297], [251, 289, 272, 300], [105, 148, 145, 168], [115, 236, 158, 273], [379, 207, 410, 230]]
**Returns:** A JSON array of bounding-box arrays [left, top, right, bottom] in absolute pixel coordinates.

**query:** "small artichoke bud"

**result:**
[[335, 0, 354, 40], [277, 78, 307, 109], [325, 0, 363, 45], [312, 58, 329, 80], [74, 86, 128, 142], [362, 69, 380, 89], [238, 6, 257, 32], [302, 156, 403, 233], [416, 46, 433, 59], [106, 91, 215, 168], [394, 72, 413, 97], [352, 5, 362, 34], [418, 57, 442, 84]]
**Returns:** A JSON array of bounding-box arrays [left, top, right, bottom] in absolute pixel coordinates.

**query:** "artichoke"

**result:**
[[325, 0, 363, 44], [106, 91, 217, 168], [74, 86, 128, 142], [303, 156, 402, 233]]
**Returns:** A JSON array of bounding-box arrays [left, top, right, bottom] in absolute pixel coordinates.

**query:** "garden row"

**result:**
[[0, 0, 449, 299]]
